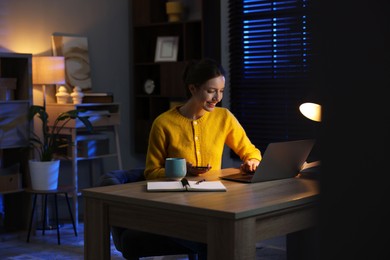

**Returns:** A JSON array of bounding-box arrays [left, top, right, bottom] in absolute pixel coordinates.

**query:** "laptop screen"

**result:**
[[221, 139, 315, 183]]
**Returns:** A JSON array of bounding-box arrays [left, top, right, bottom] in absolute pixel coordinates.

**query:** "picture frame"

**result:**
[[52, 33, 92, 91], [155, 36, 179, 62]]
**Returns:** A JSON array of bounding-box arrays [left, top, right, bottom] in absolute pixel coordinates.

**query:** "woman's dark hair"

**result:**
[[182, 58, 225, 97]]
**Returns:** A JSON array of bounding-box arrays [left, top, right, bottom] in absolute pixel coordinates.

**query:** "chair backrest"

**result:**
[[99, 168, 145, 186], [98, 168, 145, 255]]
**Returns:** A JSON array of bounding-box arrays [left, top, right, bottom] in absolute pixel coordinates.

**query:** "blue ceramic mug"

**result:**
[[165, 157, 186, 179]]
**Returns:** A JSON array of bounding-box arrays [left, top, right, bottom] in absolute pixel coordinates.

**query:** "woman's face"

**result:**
[[191, 75, 225, 112]]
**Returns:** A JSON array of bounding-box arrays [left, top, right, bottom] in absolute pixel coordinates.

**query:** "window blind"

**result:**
[[228, 0, 318, 154]]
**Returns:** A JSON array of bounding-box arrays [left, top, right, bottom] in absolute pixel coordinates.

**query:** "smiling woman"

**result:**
[[144, 58, 261, 180]]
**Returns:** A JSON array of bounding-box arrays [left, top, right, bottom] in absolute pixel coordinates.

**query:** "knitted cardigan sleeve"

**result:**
[[223, 109, 262, 163], [144, 116, 168, 179]]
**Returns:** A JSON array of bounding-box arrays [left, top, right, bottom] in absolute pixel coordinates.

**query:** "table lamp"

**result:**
[[32, 56, 66, 108], [299, 102, 322, 178], [299, 102, 322, 122]]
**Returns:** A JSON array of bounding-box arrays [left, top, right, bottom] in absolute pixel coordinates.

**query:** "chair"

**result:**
[[99, 169, 206, 260]]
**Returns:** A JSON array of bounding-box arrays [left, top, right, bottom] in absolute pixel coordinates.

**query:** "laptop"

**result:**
[[220, 139, 315, 183]]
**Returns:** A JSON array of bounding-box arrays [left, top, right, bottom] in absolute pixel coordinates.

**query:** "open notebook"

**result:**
[[220, 139, 315, 183], [147, 179, 227, 192]]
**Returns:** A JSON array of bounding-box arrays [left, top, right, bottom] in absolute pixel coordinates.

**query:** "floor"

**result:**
[[0, 222, 286, 260]]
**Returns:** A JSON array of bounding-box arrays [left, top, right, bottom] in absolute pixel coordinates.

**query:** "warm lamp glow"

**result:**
[[299, 102, 322, 122], [32, 56, 65, 108], [32, 56, 65, 85]]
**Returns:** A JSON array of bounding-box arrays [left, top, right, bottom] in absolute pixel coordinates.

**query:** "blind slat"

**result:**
[[229, 0, 317, 153]]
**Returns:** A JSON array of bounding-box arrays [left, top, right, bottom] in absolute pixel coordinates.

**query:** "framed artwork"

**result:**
[[52, 34, 92, 91], [154, 36, 179, 62]]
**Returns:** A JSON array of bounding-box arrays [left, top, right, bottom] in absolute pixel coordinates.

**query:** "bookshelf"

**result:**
[[0, 52, 32, 232]]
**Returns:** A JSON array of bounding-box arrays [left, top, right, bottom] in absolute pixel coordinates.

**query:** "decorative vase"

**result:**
[[71, 86, 84, 104], [56, 85, 70, 104], [29, 159, 60, 190], [166, 1, 183, 22]]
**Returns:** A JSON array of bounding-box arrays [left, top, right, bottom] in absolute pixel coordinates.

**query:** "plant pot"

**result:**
[[29, 160, 60, 190]]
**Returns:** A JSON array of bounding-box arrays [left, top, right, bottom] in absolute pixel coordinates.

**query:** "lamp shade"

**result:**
[[299, 102, 322, 122], [32, 56, 65, 85]]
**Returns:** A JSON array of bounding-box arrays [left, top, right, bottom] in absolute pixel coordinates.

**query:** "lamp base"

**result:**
[[298, 160, 320, 179]]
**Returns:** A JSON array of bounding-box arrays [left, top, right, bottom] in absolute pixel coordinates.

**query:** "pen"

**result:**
[[196, 179, 206, 184], [181, 178, 190, 190]]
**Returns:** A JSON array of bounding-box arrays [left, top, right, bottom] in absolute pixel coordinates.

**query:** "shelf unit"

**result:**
[[46, 102, 122, 227], [0, 52, 32, 232], [0, 53, 32, 151], [131, 0, 221, 153]]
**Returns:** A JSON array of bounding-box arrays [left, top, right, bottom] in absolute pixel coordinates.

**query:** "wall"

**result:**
[[220, 0, 239, 168], [315, 1, 390, 259], [0, 0, 238, 177], [0, 0, 146, 176]]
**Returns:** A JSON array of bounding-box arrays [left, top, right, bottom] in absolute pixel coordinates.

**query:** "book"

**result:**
[[83, 92, 113, 96], [83, 92, 114, 103], [147, 179, 227, 192]]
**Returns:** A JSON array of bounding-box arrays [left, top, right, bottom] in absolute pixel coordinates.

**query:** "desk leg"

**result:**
[[84, 197, 110, 260], [287, 227, 319, 260], [208, 217, 256, 260]]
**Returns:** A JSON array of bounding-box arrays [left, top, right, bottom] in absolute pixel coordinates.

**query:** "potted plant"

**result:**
[[28, 105, 93, 190]]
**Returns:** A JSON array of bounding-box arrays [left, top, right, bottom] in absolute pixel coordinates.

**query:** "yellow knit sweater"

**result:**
[[144, 106, 262, 179]]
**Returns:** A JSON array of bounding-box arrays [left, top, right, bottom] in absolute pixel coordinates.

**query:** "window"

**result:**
[[228, 0, 319, 154]]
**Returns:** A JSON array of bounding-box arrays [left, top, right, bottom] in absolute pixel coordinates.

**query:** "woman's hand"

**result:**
[[186, 162, 212, 176], [240, 159, 260, 173]]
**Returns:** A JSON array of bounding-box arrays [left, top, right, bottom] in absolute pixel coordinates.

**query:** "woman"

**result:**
[[144, 58, 261, 179]]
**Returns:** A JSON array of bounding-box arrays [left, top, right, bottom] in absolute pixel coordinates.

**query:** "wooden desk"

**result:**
[[82, 168, 319, 260]]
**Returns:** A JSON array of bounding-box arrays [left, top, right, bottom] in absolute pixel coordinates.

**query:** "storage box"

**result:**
[[77, 134, 109, 157], [0, 101, 30, 148], [0, 163, 22, 193], [0, 78, 17, 101]]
